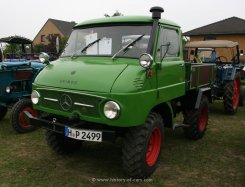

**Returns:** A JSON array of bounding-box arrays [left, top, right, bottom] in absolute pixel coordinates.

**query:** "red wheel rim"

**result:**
[[199, 106, 208, 132], [146, 127, 162, 167], [232, 78, 240, 109], [19, 107, 37, 128]]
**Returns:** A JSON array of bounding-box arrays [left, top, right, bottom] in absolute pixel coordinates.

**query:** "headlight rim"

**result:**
[[6, 86, 11, 93], [103, 101, 120, 120], [31, 90, 40, 104], [139, 53, 153, 68]]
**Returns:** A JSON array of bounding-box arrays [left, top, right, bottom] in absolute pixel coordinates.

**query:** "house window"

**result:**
[[41, 35, 45, 42], [204, 35, 216, 40]]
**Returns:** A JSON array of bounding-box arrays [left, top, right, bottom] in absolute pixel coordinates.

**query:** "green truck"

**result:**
[[25, 7, 216, 178]]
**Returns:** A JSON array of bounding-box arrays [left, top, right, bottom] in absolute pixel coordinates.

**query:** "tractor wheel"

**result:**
[[239, 86, 245, 107], [122, 112, 164, 179], [45, 130, 82, 154], [183, 95, 209, 140], [10, 99, 37, 133], [223, 73, 240, 114], [0, 106, 8, 121]]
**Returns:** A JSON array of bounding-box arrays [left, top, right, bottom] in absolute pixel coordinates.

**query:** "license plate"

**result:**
[[65, 127, 102, 142]]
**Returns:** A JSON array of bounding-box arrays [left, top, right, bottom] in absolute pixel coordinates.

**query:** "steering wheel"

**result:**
[[215, 56, 228, 63]]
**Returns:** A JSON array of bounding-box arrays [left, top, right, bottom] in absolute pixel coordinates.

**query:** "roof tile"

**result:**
[[184, 17, 245, 36], [49, 19, 76, 36]]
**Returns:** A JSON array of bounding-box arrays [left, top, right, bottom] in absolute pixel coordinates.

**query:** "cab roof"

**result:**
[[74, 16, 180, 28], [0, 36, 32, 44], [185, 40, 239, 48]]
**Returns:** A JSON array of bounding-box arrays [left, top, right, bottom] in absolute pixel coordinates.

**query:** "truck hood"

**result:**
[[35, 58, 128, 93]]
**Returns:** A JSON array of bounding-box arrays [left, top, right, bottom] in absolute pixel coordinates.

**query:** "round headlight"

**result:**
[[6, 86, 11, 93], [39, 52, 50, 64], [31, 90, 40, 104], [104, 101, 120, 119], [139, 53, 153, 68]]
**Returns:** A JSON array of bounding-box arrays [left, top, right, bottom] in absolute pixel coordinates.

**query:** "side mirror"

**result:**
[[139, 53, 153, 68], [39, 52, 50, 65]]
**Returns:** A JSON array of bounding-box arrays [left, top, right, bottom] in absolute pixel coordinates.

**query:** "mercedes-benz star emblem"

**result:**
[[60, 94, 72, 111]]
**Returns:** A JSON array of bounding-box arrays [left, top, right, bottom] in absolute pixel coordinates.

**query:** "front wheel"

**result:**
[[223, 73, 240, 114], [122, 112, 164, 179], [183, 95, 209, 140], [0, 106, 8, 121], [10, 99, 38, 133], [45, 130, 82, 154]]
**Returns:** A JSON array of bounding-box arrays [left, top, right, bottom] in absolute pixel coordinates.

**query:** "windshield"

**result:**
[[61, 25, 152, 58], [197, 48, 237, 63]]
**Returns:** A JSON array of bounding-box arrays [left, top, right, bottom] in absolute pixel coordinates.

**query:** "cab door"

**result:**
[[155, 26, 185, 101]]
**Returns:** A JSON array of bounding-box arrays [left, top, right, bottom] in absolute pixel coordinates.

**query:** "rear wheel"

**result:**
[[239, 86, 245, 106], [11, 99, 37, 133], [122, 112, 164, 178], [223, 73, 240, 114], [183, 95, 209, 140], [45, 130, 82, 154], [0, 106, 8, 121]]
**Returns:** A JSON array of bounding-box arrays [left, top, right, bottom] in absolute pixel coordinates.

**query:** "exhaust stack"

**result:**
[[150, 6, 164, 20]]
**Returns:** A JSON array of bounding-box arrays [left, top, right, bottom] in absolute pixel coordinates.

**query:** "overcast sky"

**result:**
[[1, 0, 244, 40]]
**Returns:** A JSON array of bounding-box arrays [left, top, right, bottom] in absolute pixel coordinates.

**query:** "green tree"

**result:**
[[33, 43, 45, 54], [104, 10, 123, 17], [4, 44, 21, 53], [59, 36, 69, 54], [33, 35, 69, 60]]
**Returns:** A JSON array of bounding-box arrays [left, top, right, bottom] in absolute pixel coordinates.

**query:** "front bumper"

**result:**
[[32, 84, 157, 127], [24, 111, 117, 142]]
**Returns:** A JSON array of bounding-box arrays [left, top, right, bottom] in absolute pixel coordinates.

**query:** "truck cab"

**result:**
[[32, 15, 186, 127]]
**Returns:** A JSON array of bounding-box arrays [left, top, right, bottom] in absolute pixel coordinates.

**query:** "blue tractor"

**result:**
[[185, 40, 244, 114], [0, 36, 45, 132]]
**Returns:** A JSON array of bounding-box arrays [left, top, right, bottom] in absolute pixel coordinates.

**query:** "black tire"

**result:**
[[45, 130, 82, 154], [183, 95, 209, 140], [239, 86, 245, 107], [223, 73, 240, 114], [122, 112, 164, 179], [10, 98, 37, 133], [0, 106, 8, 121]]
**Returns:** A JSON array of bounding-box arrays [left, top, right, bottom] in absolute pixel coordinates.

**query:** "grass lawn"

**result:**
[[0, 102, 244, 187]]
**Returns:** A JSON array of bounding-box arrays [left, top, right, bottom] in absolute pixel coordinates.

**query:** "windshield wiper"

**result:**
[[112, 34, 145, 60], [81, 38, 102, 54]]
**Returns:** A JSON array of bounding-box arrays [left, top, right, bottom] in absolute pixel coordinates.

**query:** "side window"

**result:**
[[157, 28, 179, 58]]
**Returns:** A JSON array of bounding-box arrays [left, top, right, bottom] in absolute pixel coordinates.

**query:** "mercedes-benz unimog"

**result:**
[[25, 7, 216, 178]]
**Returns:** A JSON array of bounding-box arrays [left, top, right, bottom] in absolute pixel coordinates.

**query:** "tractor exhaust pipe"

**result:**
[[147, 7, 164, 54], [150, 6, 164, 20]]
